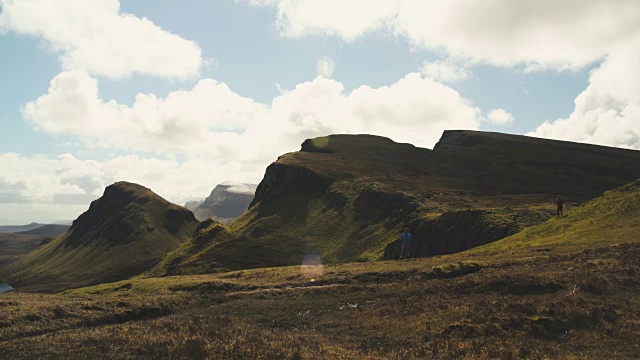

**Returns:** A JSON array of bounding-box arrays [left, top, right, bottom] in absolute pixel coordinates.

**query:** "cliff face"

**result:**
[[383, 208, 552, 259], [250, 164, 332, 218], [193, 182, 257, 223], [159, 131, 640, 274]]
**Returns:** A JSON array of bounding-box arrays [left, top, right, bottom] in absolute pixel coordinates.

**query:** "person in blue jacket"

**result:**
[[400, 228, 412, 259]]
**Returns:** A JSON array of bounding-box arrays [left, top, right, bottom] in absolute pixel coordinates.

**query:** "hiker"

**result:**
[[400, 228, 412, 259], [556, 195, 564, 218]]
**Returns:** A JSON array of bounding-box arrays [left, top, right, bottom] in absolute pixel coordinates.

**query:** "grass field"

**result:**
[[1, 239, 638, 359]]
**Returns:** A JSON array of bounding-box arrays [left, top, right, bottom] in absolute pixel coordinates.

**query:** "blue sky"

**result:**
[[0, 0, 638, 224]]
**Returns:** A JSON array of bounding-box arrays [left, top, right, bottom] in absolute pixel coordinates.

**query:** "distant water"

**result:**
[[0, 284, 14, 293]]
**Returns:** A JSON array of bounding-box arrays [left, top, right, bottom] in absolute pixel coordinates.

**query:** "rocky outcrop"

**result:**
[[383, 208, 552, 259], [193, 182, 257, 223]]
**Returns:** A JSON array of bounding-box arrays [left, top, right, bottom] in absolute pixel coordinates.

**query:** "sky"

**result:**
[[0, 0, 639, 225]]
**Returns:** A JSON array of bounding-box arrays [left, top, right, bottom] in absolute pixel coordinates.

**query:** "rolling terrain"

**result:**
[[1, 177, 639, 359], [0, 225, 69, 268], [0, 234, 44, 268], [16, 224, 69, 236], [151, 131, 640, 276], [0, 182, 199, 292], [0, 223, 48, 234]]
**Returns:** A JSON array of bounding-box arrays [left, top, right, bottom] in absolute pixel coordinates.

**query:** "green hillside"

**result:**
[[0, 182, 199, 291], [150, 131, 640, 275], [471, 178, 640, 254]]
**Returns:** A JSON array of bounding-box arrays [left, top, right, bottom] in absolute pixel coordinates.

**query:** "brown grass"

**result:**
[[1, 241, 639, 359]]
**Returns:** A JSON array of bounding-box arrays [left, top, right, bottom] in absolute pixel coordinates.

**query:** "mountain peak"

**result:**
[[2, 181, 199, 291]]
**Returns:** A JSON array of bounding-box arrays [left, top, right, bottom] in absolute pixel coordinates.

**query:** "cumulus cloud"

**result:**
[[421, 60, 471, 83], [0, 0, 203, 79], [241, 0, 400, 40], [530, 35, 640, 149], [487, 109, 514, 126], [0, 152, 263, 223], [24, 70, 482, 158], [245, 0, 640, 70], [243, 0, 640, 150], [316, 56, 335, 78]]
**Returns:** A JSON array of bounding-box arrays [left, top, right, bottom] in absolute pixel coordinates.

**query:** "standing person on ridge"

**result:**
[[556, 195, 564, 218], [400, 228, 412, 259]]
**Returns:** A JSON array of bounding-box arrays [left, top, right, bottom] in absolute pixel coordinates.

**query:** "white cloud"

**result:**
[[24, 70, 482, 158], [316, 56, 335, 78], [23, 69, 267, 156], [530, 35, 640, 149], [245, 0, 640, 70], [421, 60, 471, 83], [0, 152, 263, 224], [241, 0, 401, 40], [487, 109, 514, 126], [0, 0, 203, 79], [244, 0, 640, 150]]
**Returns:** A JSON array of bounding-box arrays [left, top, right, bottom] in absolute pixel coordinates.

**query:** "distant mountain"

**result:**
[[192, 182, 257, 223], [0, 223, 45, 234], [150, 131, 640, 276], [17, 224, 70, 236], [184, 200, 203, 211], [52, 220, 73, 226], [0, 182, 199, 291]]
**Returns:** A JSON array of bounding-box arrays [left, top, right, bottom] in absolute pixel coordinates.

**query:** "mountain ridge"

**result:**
[[150, 130, 640, 276]]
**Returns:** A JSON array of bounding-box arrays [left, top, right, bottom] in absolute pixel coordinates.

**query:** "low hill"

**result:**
[[192, 182, 257, 223], [0, 223, 45, 234], [0, 182, 199, 291], [150, 131, 640, 275], [17, 224, 70, 236]]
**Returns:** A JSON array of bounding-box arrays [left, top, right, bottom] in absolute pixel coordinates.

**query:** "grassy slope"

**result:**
[[152, 131, 640, 275], [471, 179, 640, 255], [2, 180, 639, 358], [0, 182, 199, 291]]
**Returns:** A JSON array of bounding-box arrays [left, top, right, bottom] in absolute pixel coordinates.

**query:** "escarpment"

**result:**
[[154, 131, 640, 274]]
